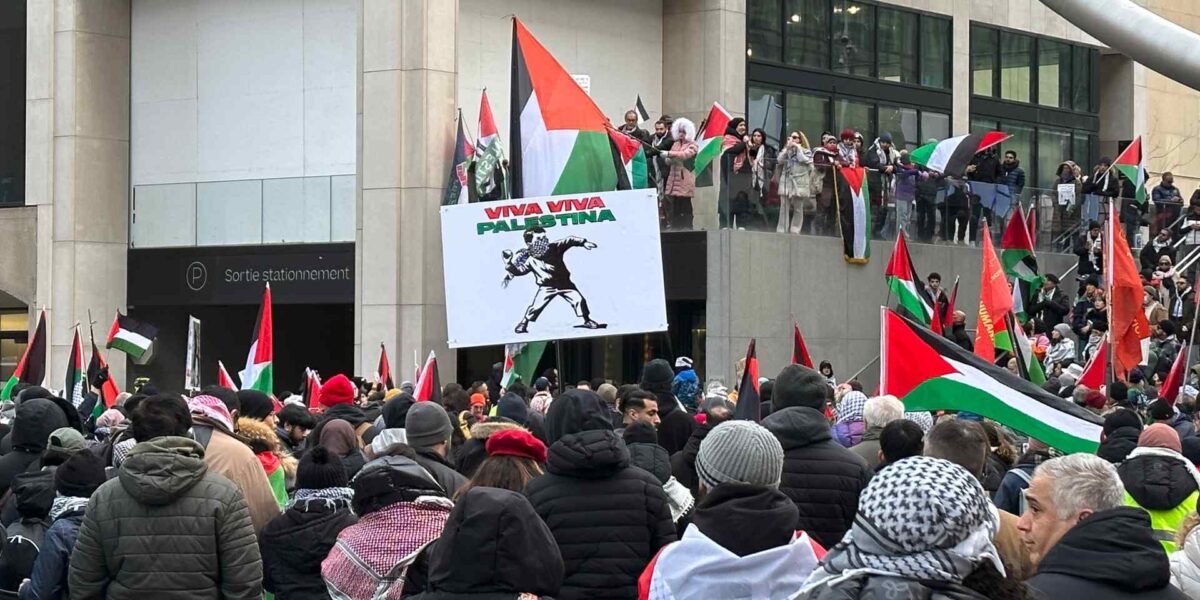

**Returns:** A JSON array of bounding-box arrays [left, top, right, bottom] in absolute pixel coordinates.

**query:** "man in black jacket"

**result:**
[[639, 359, 694, 456], [524, 390, 675, 600], [1028, 274, 1072, 329], [760, 364, 871, 548], [1141, 227, 1178, 271], [404, 402, 467, 499]]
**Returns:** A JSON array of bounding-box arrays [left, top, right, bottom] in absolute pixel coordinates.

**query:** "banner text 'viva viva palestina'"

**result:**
[[476, 196, 616, 235]]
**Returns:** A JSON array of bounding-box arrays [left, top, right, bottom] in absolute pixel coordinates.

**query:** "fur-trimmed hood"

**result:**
[[671, 117, 696, 143], [237, 417, 298, 476], [469, 420, 525, 440]]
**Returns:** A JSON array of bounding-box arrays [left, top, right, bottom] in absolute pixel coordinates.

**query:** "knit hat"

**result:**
[[1084, 391, 1107, 410], [296, 445, 350, 489], [320, 374, 356, 407], [237, 390, 275, 420], [95, 408, 125, 429], [772, 364, 830, 411], [47, 427, 86, 455], [879, 132, 893, 143], [640, 359, 675, 394], [485, 429, 547, 464], [55, 450, 107, 497], [382, 392, 415, 429], [533, 377, 551, 392], [406, 401, 453, 449], [1149, 398, 1175, 421], [1144, 285, 1158, 298], [1053, 323, 1073, 340], [1139, 423, 1182, 452], [470, 393, 487, 407], [1103, 408, 1143, 435], [840, 128, 855, 141], [674, 357, 693, 370], [696, 420, 784, 489]]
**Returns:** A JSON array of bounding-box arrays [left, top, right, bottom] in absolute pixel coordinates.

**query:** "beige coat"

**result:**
[[200, 422, 281, 534]]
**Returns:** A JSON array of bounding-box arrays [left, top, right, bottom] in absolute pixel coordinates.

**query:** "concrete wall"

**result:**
[[706, 231, 1077, 391]]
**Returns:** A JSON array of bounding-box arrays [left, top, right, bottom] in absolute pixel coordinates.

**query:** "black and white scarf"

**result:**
[[288, 487, 354, 512]]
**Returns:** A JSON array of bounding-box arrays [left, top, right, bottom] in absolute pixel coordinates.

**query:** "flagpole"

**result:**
[[554, 339, 565, 393], [1182, 292, 1200, 387]]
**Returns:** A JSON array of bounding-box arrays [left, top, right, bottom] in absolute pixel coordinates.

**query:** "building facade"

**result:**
[[2, 0, 1198, 391]]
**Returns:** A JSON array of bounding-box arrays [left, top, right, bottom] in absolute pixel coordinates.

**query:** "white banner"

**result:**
[[440, 189, 667, 348], [184, 315, 201, 392]]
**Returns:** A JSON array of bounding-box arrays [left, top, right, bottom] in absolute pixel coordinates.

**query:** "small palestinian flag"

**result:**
[[1001, 207, 1041, 284], [1009, 314, 1046, 385], [1, 310, 47, 401], [502, 341, 547, 389], [475, 90, 506, 198], [87, 340, 120, 409], [443, 111, 475, 205], [239, 284, 273, 394], [414, 351, 442, 404], [732, 339, 761, 422], [838, 166, 871, 264], [1078, 335, 1107, 391], [910, 132, 1011, 178], [106, 312, 158, 359], [884, 232, 934, 324], [65, 328, 84, 408], [1113, 136, 1147, 205], [301, 368, 321, 408], [608, 127, 649, 189], [693, 102, 732, 177], [376, 343, 393, 390], [217, 361, 239, 392], [881, 308, 1102, 453], [792, 320, 813, 368], [634, 94, 650, 124]]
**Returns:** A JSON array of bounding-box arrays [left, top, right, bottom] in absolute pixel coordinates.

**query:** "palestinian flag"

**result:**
[[1161, 342, 1187, 404], [1106, 203, 1150, 375], [1, 310, 47, 401], [975, 230, 1013, 362], [792, 320, 813, 368], [1001, 207, 1040, 284], [376, 343, 393, 390], [475, 90, 506, 198], [1077, 335, 1107, 390], [301, 368, 321, 408], [881, 308, 1102, 453], [105, 312, 158, 359], [884, 232, 934, 324], [414, 351, 442, 404], [510, 18, 618, 198], [87, 340, 120, 409], [910, 132, 1011, 178], [608, 127, 649, 189], [934, 276, 961, 335], [501, 341, 547, 389], [838, 167, 871, 264], [693, 102, 732, 177], [1113, 136, 1147, 205], [1010, 314, 1046, 385], [443, 111, 475, 205], [217, 361, 239, 392], [239, 284, 273, 394], [65, 328, 84, 408], [634, 94, 650, 124], [1012, 278, 1031, 324], [732, 339, 761, 421]]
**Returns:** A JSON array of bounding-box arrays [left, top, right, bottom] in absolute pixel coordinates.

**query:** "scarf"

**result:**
[[903, 411, 934, 434], [288, 486, 355, 511], [188, 395, 234, 432], [1177, 290, 1191, 318], [49, 496, 90, 521], [800, 456, 1003, 592], [838, 142, 858, 167], [672, 371, 700, 411], [662, 476, 695, 523], [530, 391, 554, 415], [835, 391, 868, 425], [722, 134, 747, 173]]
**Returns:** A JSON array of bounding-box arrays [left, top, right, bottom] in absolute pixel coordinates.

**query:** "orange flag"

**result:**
[[1108, 205, 1150, 377], [975, 228, 1014, 363]]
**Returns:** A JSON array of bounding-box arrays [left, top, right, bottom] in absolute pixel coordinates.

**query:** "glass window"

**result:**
[[999, 32, 1032, 103], [1072, 46, 1093, 112], [132, 183, 197, 248], [749, 85, 786, 148], [785, 0, 829, 69], [785, 92, 830, 146], [1072, 132, 1091, 171], [999, 121, 1035, 189], [971, 117, 999, 134], [1037, 39, 1071, 108], [331, 175, 355, 242], [831, 1, 874, 77], [878, 8, 917, 84], [197, 180, 263, 246], [971, 26, 997, 97], [878, 105, 918, 150], [262, 177, 332, 244], [748, 0, 783, 61], [919, 111, 949, 142], [1037, 127, 1071, 188], [920, 16, 951, 89], [835, 98, 874, 138]]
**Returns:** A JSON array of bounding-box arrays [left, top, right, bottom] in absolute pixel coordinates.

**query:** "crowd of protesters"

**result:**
[[0, 353, 1198, 598]]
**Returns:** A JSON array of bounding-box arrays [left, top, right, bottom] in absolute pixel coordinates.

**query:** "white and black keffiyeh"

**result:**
[[801, 456, 1003, 592], [903, 411, 934, 433], [288, 486, 354, 511], [835, 392, 868, 425]]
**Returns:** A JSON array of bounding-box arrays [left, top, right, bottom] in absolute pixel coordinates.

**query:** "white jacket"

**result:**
[[645, 527, 820, 600], [1171, 525, 1200, 598]]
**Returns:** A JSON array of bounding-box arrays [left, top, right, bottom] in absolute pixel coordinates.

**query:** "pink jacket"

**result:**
[[663, 140, 699, 198]]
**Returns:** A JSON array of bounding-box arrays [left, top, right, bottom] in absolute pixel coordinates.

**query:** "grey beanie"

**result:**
[[404, 402, 453, 449], [695, 420, 784, 489]]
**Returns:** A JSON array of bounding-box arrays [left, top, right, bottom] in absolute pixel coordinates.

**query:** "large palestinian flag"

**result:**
[[608, 128, 649, 189], [1114, 136, 1146, 205], [838, 166, 871, 264], [1, 310, 46, 401], [510, 18, 618, 198], [501, 341, 547, 389], [910, 132, 1011, 178], [443, 112, 475, 205], [475, 90, 506, 198], [1000, 207, 1040, 284], [693, 102, 732, 177], [881, 308, 1102, 453], [239, 284, 273, 394], [884, 232, 934, 324]]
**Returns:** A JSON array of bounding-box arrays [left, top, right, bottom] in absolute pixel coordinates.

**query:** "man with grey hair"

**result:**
[[850, 395, 905, 471], [1021, 453, 1185, 598]]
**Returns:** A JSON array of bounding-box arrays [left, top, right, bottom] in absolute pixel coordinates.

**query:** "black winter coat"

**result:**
[[259, 499, 357, 600], [0, 400, 68, 498], [669, 422, 713, 498], [761, 406, 872, 548], [652, 393, 694, 456], [1097, 426, 1141, 464], [1027, 507, 1186, 599], [412, 447, 467, 498], [304, 404, 380, 451], [523, 429, 676, 600], [1119, 452, 1199, 511]]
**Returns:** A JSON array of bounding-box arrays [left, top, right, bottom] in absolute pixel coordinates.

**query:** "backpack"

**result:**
[[0, 517, 48, 592]]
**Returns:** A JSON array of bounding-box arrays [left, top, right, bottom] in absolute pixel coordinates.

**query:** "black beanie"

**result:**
[[640, 359, 675, 394], [772, 364, 830, 411], [55, 450, 108, 497], [296, 445, 349, 489], [1149, 399, 1175, 421], [237, 390, 274, 420], [1102, 408, 1143, 435]]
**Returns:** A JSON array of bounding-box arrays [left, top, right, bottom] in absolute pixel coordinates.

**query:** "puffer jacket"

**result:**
[[1119, 446, 1200, 552], [777, 143, 815, 199], [1171, 524, 1200, 597], [831, 420, 865, 448], [1098, 426, 1142, 464], [762, 406, 872, 548], [411, 447, 467, 498], [796, 574, 987, 599], [67, 436, 262, 600], [663, 140, 699, 198], [260, 491, 357, 600], [0, 399, 69, 498], [524, 429, 676, 600]]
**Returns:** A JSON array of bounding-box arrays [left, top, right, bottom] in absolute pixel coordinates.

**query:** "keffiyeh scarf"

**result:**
[[835, 391, 868, 425], [288, 486, 354, 511], [903, 411, 934, 434], [187, 395, 234, 432], [49, 496, 90, 521]]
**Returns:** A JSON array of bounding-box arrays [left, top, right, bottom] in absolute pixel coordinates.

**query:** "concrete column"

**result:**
[[356, 0, 457, 378], [26, 0, 129, 390], [951, 2, 971, 134], [662, 0, 746, 231]]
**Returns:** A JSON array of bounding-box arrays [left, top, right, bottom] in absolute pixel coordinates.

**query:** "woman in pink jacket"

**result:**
[[663, 118, 699, 230]]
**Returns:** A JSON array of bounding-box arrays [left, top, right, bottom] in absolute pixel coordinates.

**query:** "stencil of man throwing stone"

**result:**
[[502, 226, 607, 334]]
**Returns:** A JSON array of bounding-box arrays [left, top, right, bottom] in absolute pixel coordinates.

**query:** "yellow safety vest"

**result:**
[[1125, 490, 1199, 552]]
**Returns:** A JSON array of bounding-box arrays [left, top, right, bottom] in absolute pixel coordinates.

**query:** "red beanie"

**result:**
[[470, 393, 487, 407], [320, 374, 356, 408], [485, 429, 547, 464]]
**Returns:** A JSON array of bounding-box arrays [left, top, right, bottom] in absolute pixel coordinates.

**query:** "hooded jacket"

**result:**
[[192, 415, 281, 533], [307, 403, 380, 449], [496, 392, 548, 443], [669, 421, 713, 498], [1119, 446, 1200, 551], [260, 491, 358, 600], [648, 392, 693, 457], [454, 420, 525, 478], [1028, 507, 1186, 599], [524, 390, 676, 600], [0, 399, 69, 498], [410, 487, 563, 600], [1170, 524, 1200, 596], [761, 406, 872, 548], [1099, 426, 1142, 464], [67, 436, 262, 600]]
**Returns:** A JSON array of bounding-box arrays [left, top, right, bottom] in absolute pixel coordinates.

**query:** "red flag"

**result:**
[[414, 351, 442, 404], [733, 340, 761, 421], [1077, 335, 1107, 390], [377, 343, 393, 390], [216, 360, 239, 392], [975, 230, 1014, 363], [1160, 346, 1187, 405], [1107, 204, 1150, 377], [792, 320, 813, 368]]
